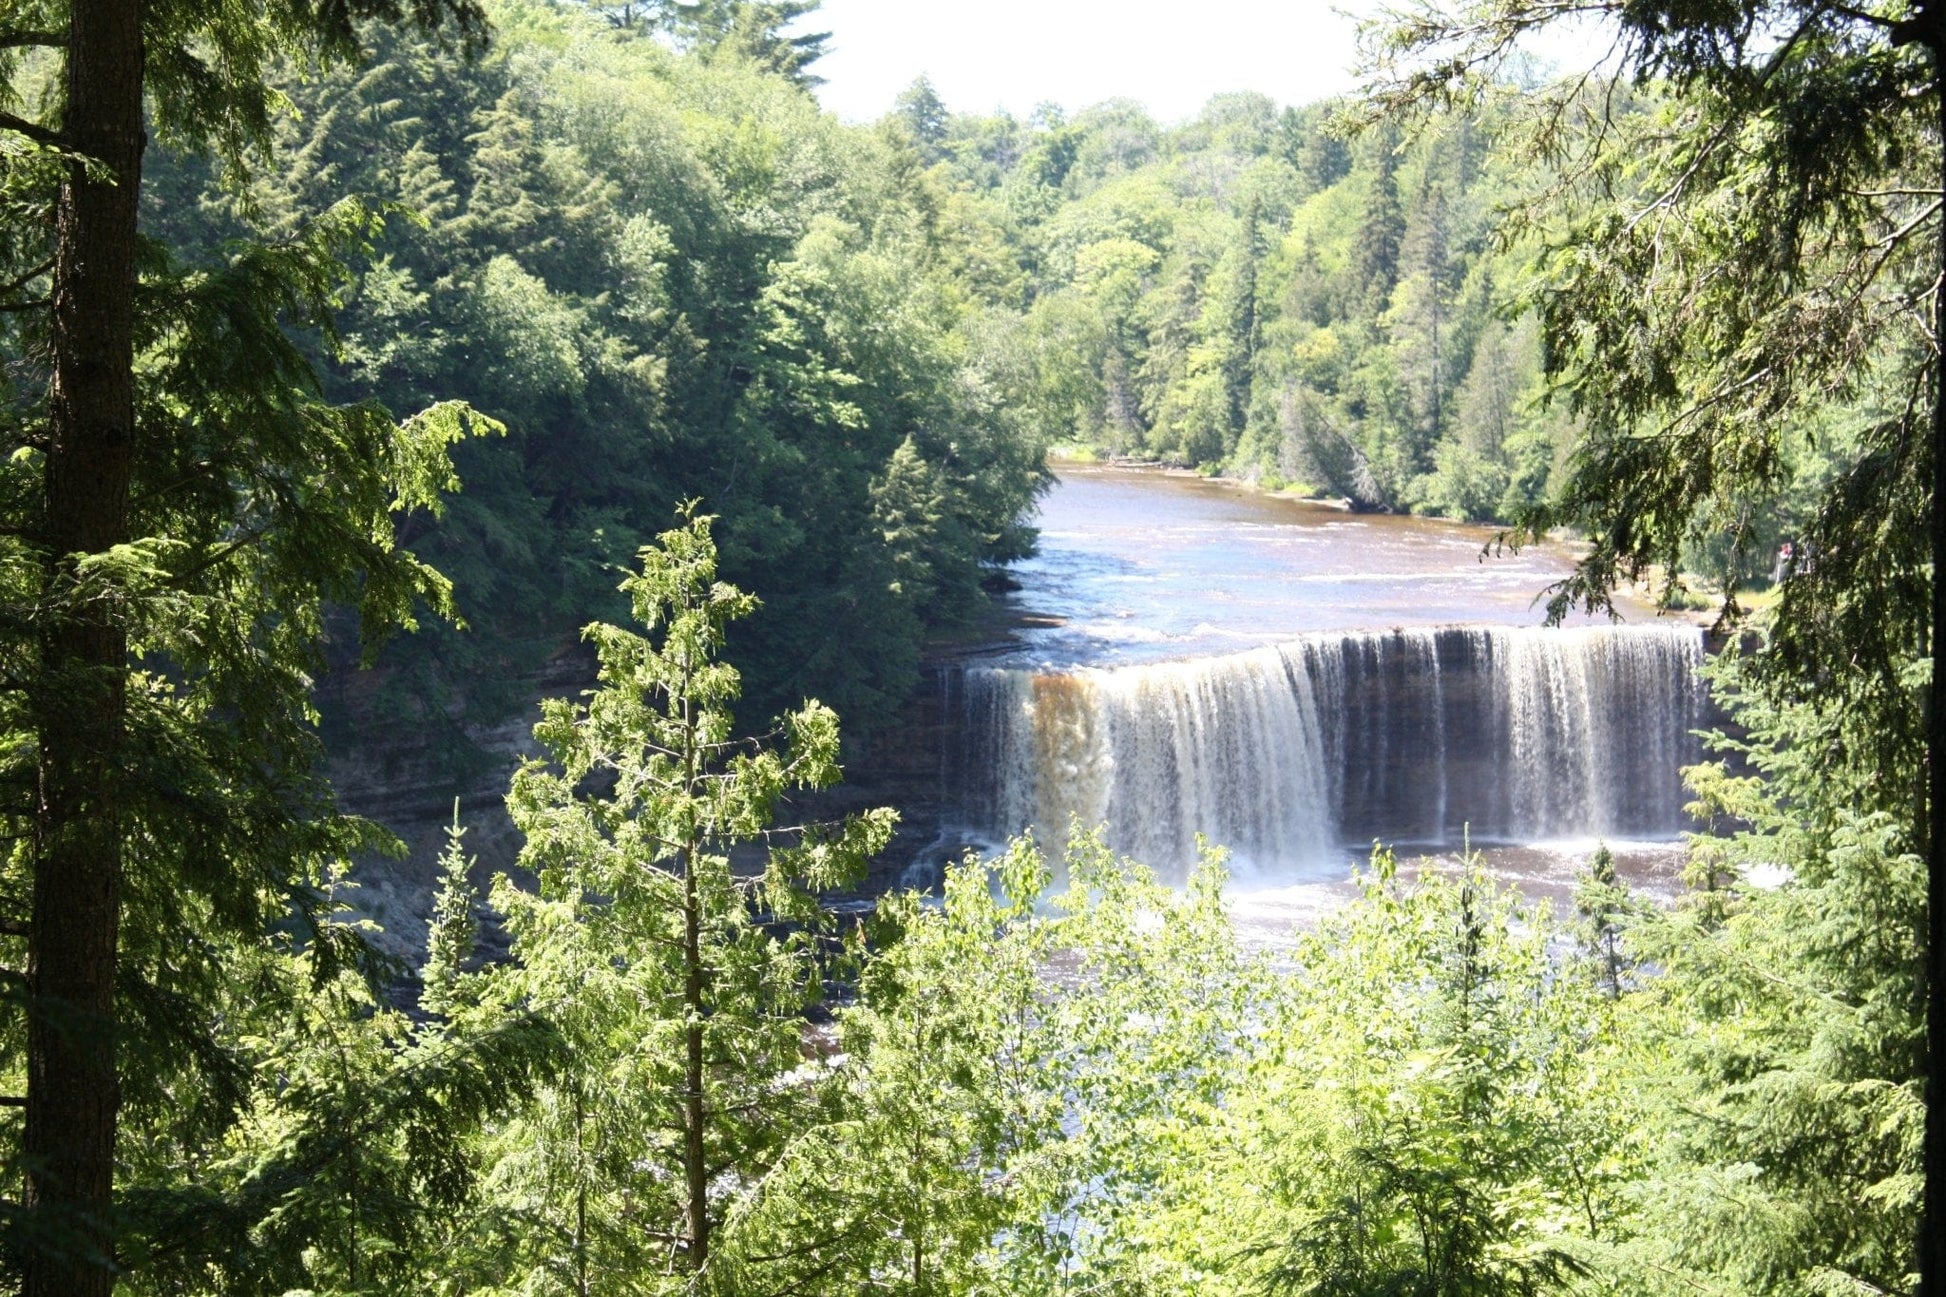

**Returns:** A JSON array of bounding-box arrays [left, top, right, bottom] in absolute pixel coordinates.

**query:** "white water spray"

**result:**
[[956, 625, 1705, 875]]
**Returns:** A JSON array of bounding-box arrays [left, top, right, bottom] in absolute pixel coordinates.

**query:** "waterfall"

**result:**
[[956, 625, 1706, 874]]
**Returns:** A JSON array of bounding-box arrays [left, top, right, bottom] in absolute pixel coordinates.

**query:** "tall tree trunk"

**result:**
[[23, 0, 143, 1293], [1924, 22, 1946, 1296], [575, 1076, 590, 1297], [683, 883, 708, 1286], [680, 696, 709, 1287], [1926, 72, 1945, 1297]]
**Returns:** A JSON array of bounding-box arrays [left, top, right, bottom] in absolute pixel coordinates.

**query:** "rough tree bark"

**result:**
[[1897, 11, 1946, 1295], [22, 0, 143, 1292], [1900, 6, 1946, 1292], [1929, 37, 1944, 1296]]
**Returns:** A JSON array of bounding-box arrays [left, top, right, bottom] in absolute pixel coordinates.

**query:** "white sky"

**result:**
[[809, 1, 1612, 125], [811, 0, 1375, 123]]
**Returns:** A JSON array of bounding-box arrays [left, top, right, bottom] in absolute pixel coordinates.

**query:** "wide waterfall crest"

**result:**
[[956, 625, 1706, 873]]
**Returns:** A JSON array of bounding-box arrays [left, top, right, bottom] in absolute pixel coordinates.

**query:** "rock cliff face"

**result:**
[[324, 649, 582, 968], [329, 652, 961, 969]]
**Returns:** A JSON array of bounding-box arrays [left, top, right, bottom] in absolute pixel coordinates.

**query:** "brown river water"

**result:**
[[993, 464, 1665, 669]]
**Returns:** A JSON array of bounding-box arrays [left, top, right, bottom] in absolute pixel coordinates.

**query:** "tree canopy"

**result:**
[[1362, 0, 1944, 1287], [143, 1, 1048, 764]]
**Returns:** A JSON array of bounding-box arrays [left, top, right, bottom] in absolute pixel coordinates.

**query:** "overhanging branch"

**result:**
[[0, 259, 50, 298], [1891, 0, 1946, 48], [0, 111, 61, 149]]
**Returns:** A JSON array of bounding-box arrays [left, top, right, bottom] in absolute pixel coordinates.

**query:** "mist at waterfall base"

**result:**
[[941, 467, 1708, 929]]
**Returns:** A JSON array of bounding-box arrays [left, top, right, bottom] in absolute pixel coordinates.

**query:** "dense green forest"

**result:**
[[141, 0, 1049, 738], [0, 0, 1936, 1293], [140, 0, 1694, 749], [903, 81, 1572, 522], [140, 0, 1811, 752]]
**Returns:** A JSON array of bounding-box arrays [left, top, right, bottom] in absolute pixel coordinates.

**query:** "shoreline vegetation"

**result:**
[[1051, 443, 1347, 506]]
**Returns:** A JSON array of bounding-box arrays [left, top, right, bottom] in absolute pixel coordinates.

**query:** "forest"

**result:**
[[0, 0, 1937, 1294]]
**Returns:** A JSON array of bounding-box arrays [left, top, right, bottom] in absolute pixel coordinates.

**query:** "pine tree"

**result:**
[[0, 6, 491, 1288], [422, 802, 480, 1018], [1220, 195, 1265, 450], [1351, 129, 1406, 314], [1298, 110, 1354, 194], [671, 0, 830, 87], [1389, 176, 1452, 462], [492, 507, 894, 1289], [893, 76, 951, 163], [465, 88, 552, 255], [1572, 842, 1633, 999]]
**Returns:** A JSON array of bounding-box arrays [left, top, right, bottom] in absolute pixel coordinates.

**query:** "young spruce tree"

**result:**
[[489, 507, 893, 1292]]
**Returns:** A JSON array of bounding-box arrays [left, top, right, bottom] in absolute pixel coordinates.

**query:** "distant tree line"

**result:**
[[896, 80, 1563, 517], [915, 66, 1857, 609]]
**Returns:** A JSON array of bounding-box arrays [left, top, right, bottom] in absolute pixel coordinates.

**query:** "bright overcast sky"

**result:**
[[810, 2, 1609, 125], [810, 1, 1394, 124], [811, 0, 1377, 123]]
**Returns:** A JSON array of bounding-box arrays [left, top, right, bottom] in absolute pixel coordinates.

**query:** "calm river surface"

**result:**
[[975, 464, 1694, 930], [995, 463, 1663, 670]]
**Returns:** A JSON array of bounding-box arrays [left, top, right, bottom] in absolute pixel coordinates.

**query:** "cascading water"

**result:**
[[955, 624, 1706, 875]]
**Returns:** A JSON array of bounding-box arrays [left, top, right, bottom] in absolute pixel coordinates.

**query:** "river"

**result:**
[[992, 463, 1662, 668], [940, 464, 1706, 931]]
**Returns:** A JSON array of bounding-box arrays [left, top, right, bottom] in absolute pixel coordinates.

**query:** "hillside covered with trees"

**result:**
[[146, 0, 1051, 745], [0, 0, 1935, 1293], [905, 82, 1568, 521]]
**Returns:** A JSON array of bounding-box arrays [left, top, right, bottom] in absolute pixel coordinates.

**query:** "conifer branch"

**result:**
[[0, 111, 61, 149], [1876, 198, 1942, 251], [0, 258, 51, 298], [1819, 1, 1895, 29]]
